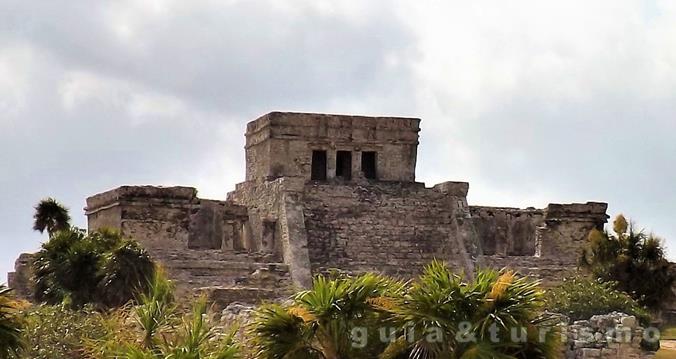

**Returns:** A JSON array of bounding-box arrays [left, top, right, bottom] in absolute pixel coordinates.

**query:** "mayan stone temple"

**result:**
[[11, 112, 611, 308]]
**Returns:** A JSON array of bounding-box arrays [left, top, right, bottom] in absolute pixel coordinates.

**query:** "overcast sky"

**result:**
[[2, 0, 675, 281]]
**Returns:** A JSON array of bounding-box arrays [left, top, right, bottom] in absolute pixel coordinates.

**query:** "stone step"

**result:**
[[166, 269, 291, 285], [198, 286, 291, 311], [148, 248, 281, 263], [163, 260, 288, 272], [163, 260, 292, 293], [175, 275, 281, 288]]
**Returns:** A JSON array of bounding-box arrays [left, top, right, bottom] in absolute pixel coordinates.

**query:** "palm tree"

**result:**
[[33, 198, 71, 237], [32, 228, 88, 305], [0, 285, 24, 358], [96, 239, 156, 308], [580, 215, 675, 309], [32, 227, 156, 309], [378, 262, 559, 359], [249, 263, 560, 359], [249, 272, 403, 359]]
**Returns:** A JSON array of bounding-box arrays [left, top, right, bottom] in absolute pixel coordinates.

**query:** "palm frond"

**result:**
[[32, 197, 71, 236], [0, 285, 24, 358]]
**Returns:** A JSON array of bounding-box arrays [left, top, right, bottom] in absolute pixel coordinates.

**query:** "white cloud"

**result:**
[[2, 0, 676, 281], [0, 45, 34, 120]]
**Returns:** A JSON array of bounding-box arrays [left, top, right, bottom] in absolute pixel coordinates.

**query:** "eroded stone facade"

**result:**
[[9, 112, 612, 305]]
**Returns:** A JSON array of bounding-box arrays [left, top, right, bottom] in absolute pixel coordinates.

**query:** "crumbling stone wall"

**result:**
[[537, 202, 608, 262], [474, 202, 607, 285], [8, 112, 618, 309], [86, 186, 251, 252], [471, 206, 544, 256], [87, 186, 196, 250], [227, 179, 289, 254], [302, 181, 478, 277], [562, 312, 656, 358], [228, 177, 312, 287], [6, 253, 33, 300], [85, 185, 293, 300]]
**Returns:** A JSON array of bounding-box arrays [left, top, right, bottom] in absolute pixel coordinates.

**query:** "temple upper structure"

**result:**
[[244, 112, 420, 182]]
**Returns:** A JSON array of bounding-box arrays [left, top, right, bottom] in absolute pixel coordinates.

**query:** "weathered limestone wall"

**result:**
[[479, 256, 581, 286], [228, 178, 312, 287], [86, 186, 197, 251], [471, 206, 544, 256], [245, 112, 420, 182], [7, 112, 618, 309], [477, 202, 608, 285], [86, 186, 251, 253], [301, 181, 478, 278], [85, 186, 294, 301], [562, 312, 656, 359], [228, 179, 288, 254], [537, 202, 609, 262], [7, 253, 33, 300]]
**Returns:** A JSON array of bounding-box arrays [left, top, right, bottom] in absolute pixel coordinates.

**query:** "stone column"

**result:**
[[278, 191, 313, 288], [326, 149, 337, 180]]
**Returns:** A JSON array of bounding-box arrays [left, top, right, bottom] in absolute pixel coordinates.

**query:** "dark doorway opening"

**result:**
[[311, 150, 327, 181], [361, 151, 377, 180], [336, 151, 352, 180]]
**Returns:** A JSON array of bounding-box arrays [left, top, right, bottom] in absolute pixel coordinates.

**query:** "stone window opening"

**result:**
[[361, 151, 377, 180], [336, 151, 352, 180], [311, 150, 327, 181]]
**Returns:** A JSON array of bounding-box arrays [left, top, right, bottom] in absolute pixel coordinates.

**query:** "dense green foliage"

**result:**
[[32, 227, 155, 309], [32, 198, 71, 237], [20, 304, 108, 359], [18, 272, 240, 359], [543, 276, 650, 324], [250, 272, 402, 358], [0, 285, 24, 358], [97, 270, 241, 359], [250, 262, 560, 359], [580, 215, 674, 309], [379, 263, 560, 359]]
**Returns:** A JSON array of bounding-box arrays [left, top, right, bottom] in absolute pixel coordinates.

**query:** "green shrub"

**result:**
[[97, 271, 241, 358], [580, 215, 675, 309], [1, 285, 24, 358], [544, 276, 650, 324], [250, 262, 561, 359], [21, 304, 110, 359], [32, 227, 155, 309]]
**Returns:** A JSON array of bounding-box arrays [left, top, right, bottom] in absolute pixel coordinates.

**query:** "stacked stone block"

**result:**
[[7, 112, 618, 309], [562, 312, 656, 359]]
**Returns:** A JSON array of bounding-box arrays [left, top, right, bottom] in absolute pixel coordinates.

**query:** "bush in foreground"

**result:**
[[96, 270, 241, 359], [21, 304, 108, 359], [0, 285, 24, 358], [250, 262, 561, 359], [32, 227, 155, 309], [543, 276, 650, 324], [580, 214, 674, 309]]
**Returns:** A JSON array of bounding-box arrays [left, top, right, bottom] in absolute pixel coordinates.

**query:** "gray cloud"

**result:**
[[0, 0, 418, 279], [2, 0, 675, 282]]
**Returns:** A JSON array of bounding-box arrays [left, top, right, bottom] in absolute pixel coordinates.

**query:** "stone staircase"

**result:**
[[147, 248, 294, 309]]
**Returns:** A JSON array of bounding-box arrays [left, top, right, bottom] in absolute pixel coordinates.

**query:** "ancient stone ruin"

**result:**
[[561, 312, 656, 359], [79, 112, 615, 307], [10, 112, 611, 307]]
